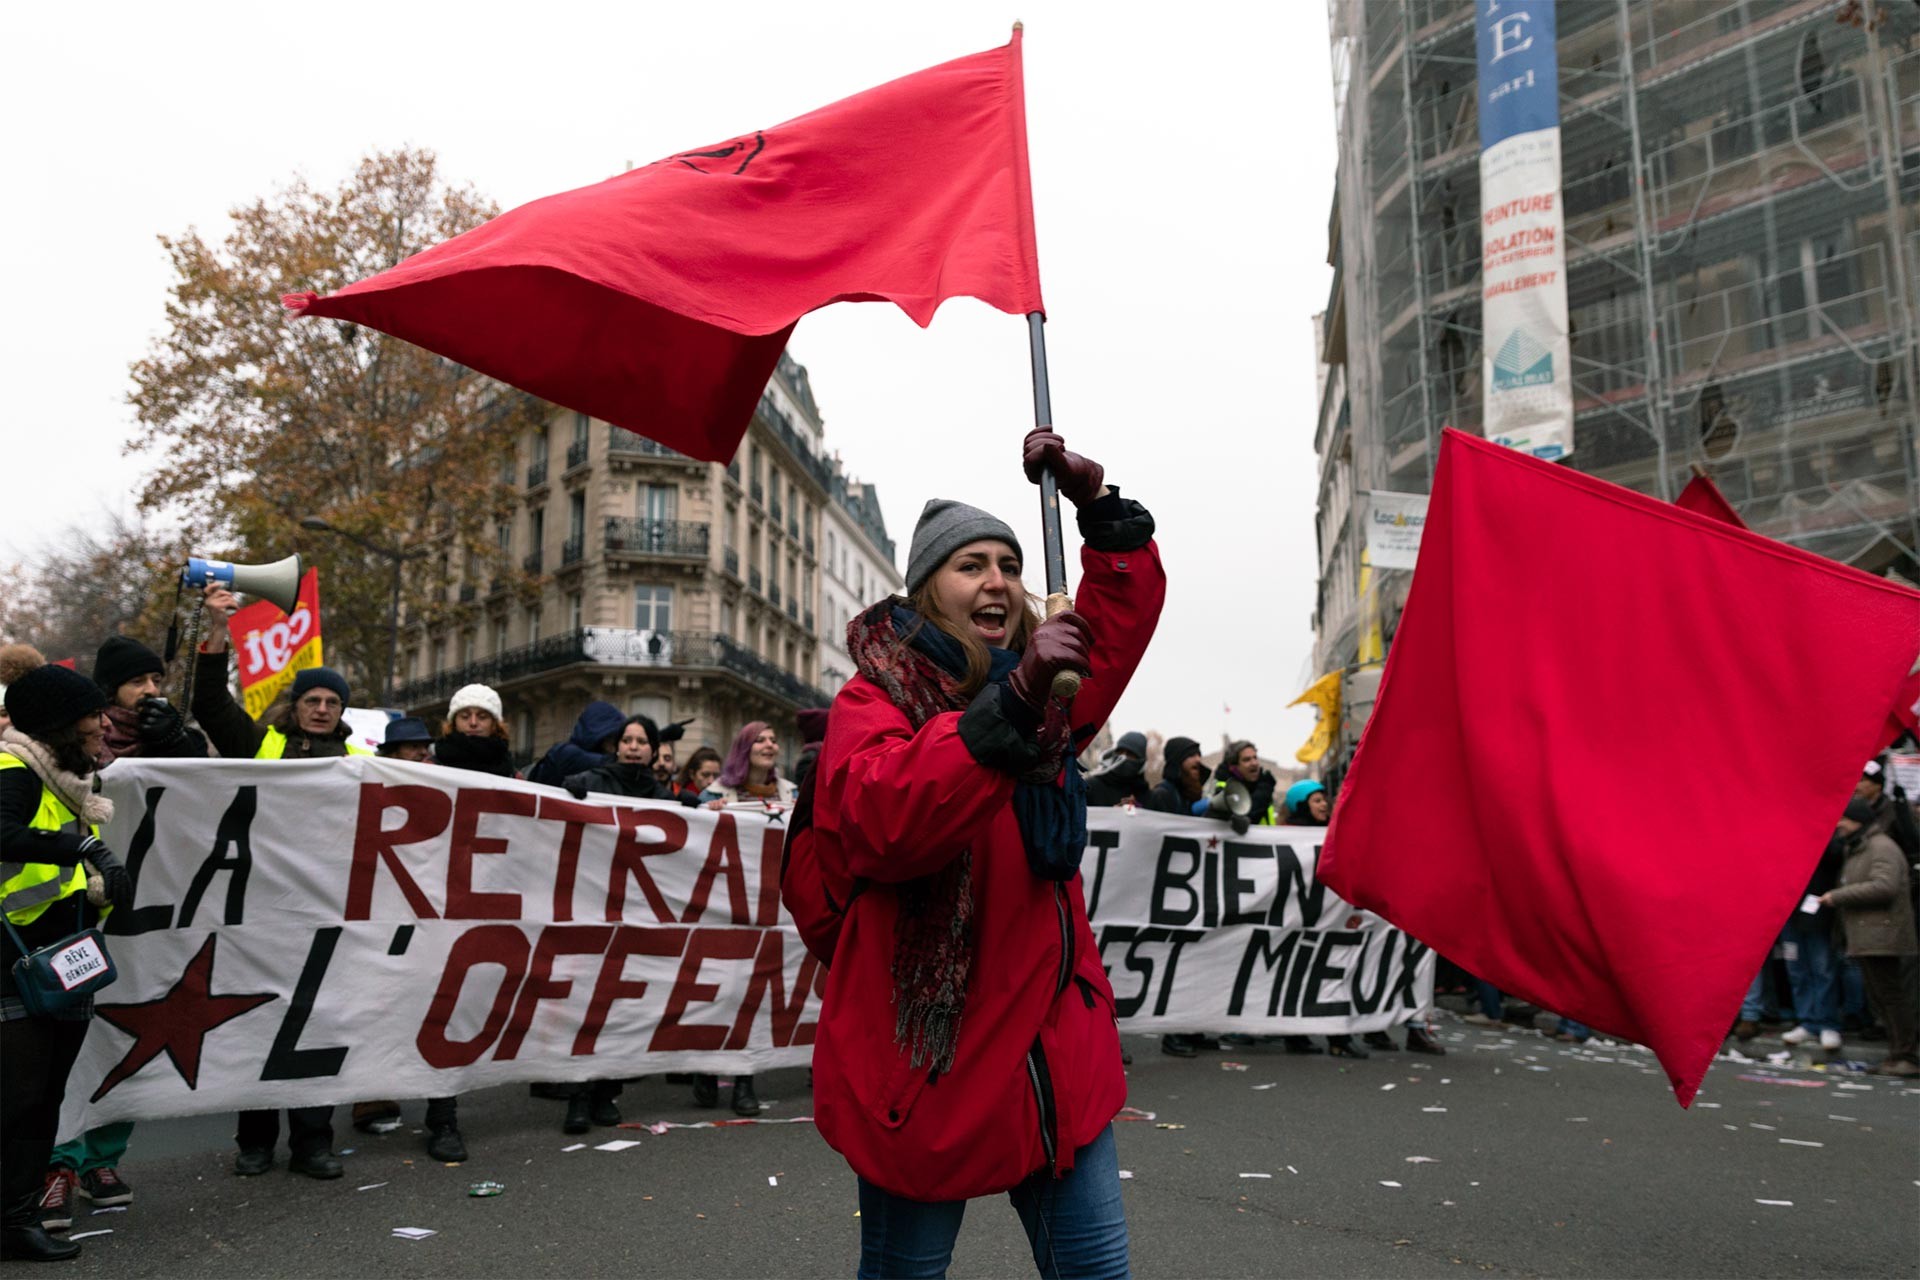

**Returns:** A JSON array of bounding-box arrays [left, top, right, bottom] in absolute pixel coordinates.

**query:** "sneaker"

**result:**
[[78, 1167, 133, 1207], [1405, 1026, 1447, 1056], [1732, 1019, 1759, 1042], [1461, 1013, 1501, 1027], [1819, 1029, 1843, 1052], [36, 1169, 76, 1233], [1780, 1025, 1815, 1046]]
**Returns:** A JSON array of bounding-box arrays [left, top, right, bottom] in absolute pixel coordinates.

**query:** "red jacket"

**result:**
[[811, 533, 1165, 1201]]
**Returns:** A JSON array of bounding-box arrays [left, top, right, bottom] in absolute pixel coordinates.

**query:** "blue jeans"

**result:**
[[1474, 980, 1502, 1020], [1557, 1017, 1591, 1041], [1784, 924, 1841, 1034], [856, 1125, 1130, 1279]]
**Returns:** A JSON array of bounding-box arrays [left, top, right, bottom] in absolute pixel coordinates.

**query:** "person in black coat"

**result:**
[[527, 701, 627, 787], [1085, 731, 1152, 808], [1145, 736, 1208, 815]]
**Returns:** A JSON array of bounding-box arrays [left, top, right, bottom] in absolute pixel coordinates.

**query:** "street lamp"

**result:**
[[300, 516, 421, 708]]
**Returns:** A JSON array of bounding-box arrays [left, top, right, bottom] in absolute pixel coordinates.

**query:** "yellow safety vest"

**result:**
[[256, 728, 374, 760], [0, 753, 96, 926]]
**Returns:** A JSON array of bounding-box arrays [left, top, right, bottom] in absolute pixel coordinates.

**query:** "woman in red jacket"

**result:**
[[811, 428, 1163, 1279]]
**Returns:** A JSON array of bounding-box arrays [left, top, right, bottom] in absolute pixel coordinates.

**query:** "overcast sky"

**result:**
[[2, 1, 1336, 762]]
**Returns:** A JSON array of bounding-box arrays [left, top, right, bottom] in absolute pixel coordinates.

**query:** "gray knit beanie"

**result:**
[[905, 500, 1024, 594]]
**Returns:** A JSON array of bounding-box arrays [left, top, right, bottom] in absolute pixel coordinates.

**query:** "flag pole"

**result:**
[[1027, 310, 1080, 699]]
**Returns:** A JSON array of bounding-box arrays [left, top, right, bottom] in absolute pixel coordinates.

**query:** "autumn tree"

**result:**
[[0, 513, 187, 670], [126, 148, 547, 699]]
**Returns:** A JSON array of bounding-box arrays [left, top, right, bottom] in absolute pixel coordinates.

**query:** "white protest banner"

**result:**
[[1477, 0, 1573, 461], [61, 763, 1431, 1137], [61, 757, 819, 1137], [1887, 754, 1920, 799], [1082, 809, 1434, 1034], [1361, 491, 1431, 572]]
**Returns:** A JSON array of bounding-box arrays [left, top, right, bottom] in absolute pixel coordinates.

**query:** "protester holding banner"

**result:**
[[1208, 742, 1278, 825], [700, 721, 795, 810], [191, 585, 364, 1179], [673, 746, 722, 806], [1, 661, 133, 1262], [35, 636, 211, 1233], [1145, 735, 1207, 816], [563, 715, 670, 802], [525, 699, 626, 788], [92, 636, 207, 764], [803, 427, 1161, 1278], [433, 684, 516, 778], [377, 717, 435, 762]]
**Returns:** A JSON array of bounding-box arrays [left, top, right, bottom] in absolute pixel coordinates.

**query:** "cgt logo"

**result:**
[[664, 131, 766, 176]]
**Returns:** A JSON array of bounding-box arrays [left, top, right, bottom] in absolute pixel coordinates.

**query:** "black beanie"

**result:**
[[291, 667, 351, 706], [93, 635, 166, 696], [1842, 797, 1875, 826], [5, 664, 109, 739]]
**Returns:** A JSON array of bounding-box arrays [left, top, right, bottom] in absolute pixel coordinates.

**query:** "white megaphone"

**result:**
[[1207, 778, 1254, 835], [182, 554, 303, 614]]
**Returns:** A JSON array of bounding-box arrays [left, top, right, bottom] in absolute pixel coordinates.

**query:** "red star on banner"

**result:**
[[90, 935, 277, 1102]]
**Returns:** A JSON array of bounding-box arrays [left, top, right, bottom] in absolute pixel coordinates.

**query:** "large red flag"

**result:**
[[1319, 430, 1920, 1105], [285, 32, 1043, 462]]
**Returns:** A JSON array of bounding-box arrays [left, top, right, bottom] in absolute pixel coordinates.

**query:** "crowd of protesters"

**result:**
[[0, 583, 826, 1261]]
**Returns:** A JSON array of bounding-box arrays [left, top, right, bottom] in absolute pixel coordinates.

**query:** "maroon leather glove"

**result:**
[[1007, 611, 1094, 712], [1022, 428, 1105, 509]]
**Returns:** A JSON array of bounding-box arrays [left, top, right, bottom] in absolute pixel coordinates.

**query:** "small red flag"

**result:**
[[285, 32, 1043, 462], [1319, 430, 1920, 1105], [1673, 472, 1748, 530]]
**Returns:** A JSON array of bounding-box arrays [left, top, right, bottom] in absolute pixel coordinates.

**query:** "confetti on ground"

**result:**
[[633, 1117, 818, 1134], [561, 1144, 586, 1152], [1754, 1199, 1793, 1207], [595, 1140, 641, 1152], [1527, 1066, 1550, 1072], [1118, 1171, 1134, 1180], [1116, 1107, 1158, 1122], [1220, 1061, 1250, 1071], [1405, 1156, 1438, 1164], [357, 1182, 388, 1192], [468, 1182, 506, 1197], [392, 1228, 437, 1240], [1696, 1102, 1721, 1109], [1779, 1138, 1824, 1147], [1749, 1123, 1777, 1131], [1380, 1083, 1397, 1091], [1379, 1181, 1403, 1188], [1567, 1117, 1589, 1122], [338, 1148, 357, 1155], [1155, 1123, 1186, 1130], [1827, 1115, 1857, 1122], [1737, 1074, 1827, 1088], [768, 1176, 779, 1186], [1239, 1173, 1272, 1179], [90, 1206, 128, 1215], [1252, 1083, 1278, 1091], [68, 1231, 111, 1241], [1836, 1083, 1874, 1091], [1723, 1124, 1740, 1131], [1422, 1106, 1447, 1113], [1287, 1166, 1298, 1174]]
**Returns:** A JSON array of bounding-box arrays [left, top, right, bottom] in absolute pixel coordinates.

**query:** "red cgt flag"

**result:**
[[284, 32, 1043, 462], [1319, 430, 1920, 1106]]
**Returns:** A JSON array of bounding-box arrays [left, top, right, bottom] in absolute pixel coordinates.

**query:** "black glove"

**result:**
[[135, 696, 188, 748], [658, 718, 695, 744], [564, 777, 590, 801], [85, 843, 135, 912]]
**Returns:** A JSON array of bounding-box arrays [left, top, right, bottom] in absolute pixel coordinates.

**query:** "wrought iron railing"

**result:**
[[561, 535, 584, 566], [566, 440, 589, 470], [527, 460, 549, 488], [603, 517, 709, 559]]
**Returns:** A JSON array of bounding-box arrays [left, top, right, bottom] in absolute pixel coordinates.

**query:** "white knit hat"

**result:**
[[449, 683, 503, 722]]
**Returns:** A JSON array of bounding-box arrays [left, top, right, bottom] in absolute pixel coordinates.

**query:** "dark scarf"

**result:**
[[101, 705, 143, 764], [849, 600, 1087, 1075], [434, 731, 516, 777]]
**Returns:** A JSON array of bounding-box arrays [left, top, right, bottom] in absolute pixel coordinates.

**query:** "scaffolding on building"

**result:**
[[1326, 0, 1920, 607]]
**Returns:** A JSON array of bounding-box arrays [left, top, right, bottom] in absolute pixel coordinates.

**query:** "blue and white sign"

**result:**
[[1477, 0, 1573, 461]]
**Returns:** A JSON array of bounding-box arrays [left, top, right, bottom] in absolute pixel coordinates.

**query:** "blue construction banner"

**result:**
[[1476, 0, 1573, 461]]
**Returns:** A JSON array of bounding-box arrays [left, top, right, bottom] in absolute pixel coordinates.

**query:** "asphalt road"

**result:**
[[12, 1015, 1917, 1279]]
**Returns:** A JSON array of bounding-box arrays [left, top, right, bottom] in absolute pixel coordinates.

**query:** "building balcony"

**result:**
[[803, 531, 814, 556], [458, 583, 477, 604], [749, 567, 763, 594], [561, 535, 585, 567], [787, 515, 799, 539], [565, 439, 590, 472], [393, 626, 835, 712], [609, 433, 705, 471], [527, 460, 549, 489], [726, 460, 741, 485], [523, 550, 543, 575], [770, 581, 783, 607], [804, 608, 814, 631], [786, 599, 798, 622], [750, 479, 765, 504], [770, 494, 784, 523], [603, 517, 709, 561], [723, 547, 740, 579]]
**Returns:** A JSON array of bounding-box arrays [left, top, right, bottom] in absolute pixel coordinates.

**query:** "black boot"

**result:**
[[1282, 1036, 1324, 1055], [1, 1142, 80, 1262], [1160, 1034, 1199, 1058], [1327, 1035, 1369, 1059], [1405, 1025, 1448, 1056], [1363, 1031, 1399, 1052], [589, 1081, 622, 1127], [563, 1092, 592, 1135], [691, 1074, 719, 1108], [731, 1075, 763, 1117]]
